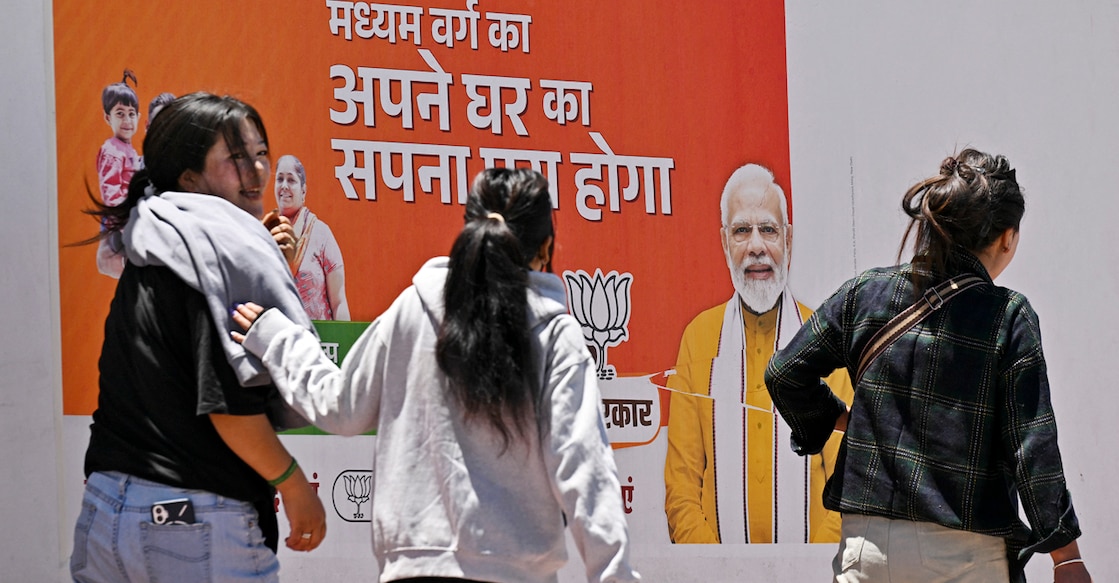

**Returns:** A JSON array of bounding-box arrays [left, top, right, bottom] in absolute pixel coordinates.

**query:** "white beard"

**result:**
[[728, 254, 788, 314]]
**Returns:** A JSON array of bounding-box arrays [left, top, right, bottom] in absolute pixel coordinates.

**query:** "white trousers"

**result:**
[[834, 514, 1009, 583]]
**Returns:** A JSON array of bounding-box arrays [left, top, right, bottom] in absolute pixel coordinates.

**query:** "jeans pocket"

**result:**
[[140, 521, 213, 583], [69, 500, 97, 573]]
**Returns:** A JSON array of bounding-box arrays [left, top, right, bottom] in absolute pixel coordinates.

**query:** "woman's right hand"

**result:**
[[262, 210, 297, 264], [834, 404, 850, 432], [230, 302, 265, 343]]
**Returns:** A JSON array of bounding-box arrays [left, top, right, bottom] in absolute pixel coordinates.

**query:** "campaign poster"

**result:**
[[55, 0, 838, 575]]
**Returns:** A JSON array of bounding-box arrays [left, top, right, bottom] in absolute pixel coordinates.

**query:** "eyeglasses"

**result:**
[[724, 221, 785, 243]]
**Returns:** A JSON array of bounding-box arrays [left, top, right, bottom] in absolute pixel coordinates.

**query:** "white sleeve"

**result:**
[[241, 307, 385, 436], [541, 327, 641, 583]]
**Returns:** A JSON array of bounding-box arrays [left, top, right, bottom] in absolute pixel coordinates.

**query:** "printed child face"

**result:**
[[105, 103, 139, 142]]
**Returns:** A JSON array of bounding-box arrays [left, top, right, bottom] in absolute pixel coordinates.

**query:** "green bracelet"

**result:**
[[268, 458, 299, 487]]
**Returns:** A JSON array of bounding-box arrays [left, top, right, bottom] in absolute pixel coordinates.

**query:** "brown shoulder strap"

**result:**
[[854, 274, 986, 384]]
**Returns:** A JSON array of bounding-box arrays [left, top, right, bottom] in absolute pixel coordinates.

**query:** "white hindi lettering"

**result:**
[[332, 139, 377, 200], [325, 6, 676, 223], [321, 342, 340, 364], [332, 139, 471, 204], [326, 0, 356, 40], [539, 79, 592, 127], [415, 143, 473, 204], [461, 74, 531, 136], [326, 1, 534, 55], [330, 64, 373, 126], [329, 50, 451, 131], [352, 2, 423, 45], [412, 51, 453, 130], [570, 133, 675, 222], [478, 147, 562, 207], [430, 0, 480, 50], [485, 11, 531, 53]]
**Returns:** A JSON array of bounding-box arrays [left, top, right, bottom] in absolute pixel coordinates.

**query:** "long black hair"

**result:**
[[899, 148, 1024, 284], [435, 168, 555, 448], [84, 92, 269, 236]]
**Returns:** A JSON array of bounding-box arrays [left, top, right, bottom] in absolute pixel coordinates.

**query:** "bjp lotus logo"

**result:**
[[562, 269, 633, 380], [332, 470, 372, 522]]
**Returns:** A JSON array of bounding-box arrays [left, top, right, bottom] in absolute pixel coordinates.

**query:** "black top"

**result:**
[[85, 264, 278, 547]]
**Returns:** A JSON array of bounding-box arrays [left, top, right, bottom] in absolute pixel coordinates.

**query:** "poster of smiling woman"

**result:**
[[54, 0, 845, 578]]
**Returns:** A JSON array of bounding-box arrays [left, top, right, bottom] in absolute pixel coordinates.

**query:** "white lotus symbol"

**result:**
[[563, 269, 633, 380]]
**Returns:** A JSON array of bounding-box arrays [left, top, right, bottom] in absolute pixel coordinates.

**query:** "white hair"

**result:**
[[719, 163, 788, 226]]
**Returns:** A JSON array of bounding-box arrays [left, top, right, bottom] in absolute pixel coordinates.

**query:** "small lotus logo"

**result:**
[[332, 470, 372, 522], [563, 269, 633, 380]]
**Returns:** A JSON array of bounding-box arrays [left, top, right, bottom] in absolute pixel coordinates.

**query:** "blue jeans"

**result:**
[[71, 471, 279, 583]]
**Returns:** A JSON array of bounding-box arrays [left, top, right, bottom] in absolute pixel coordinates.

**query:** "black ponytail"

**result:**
[[898, 148, 1024, 285], [436, 168, 554, 449]]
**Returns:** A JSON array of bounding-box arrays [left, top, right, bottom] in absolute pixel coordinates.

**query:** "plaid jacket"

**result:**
[[765, 252, 1080, 574]]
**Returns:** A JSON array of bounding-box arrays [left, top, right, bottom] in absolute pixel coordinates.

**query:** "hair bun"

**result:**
[[940, 157, 959, 176]]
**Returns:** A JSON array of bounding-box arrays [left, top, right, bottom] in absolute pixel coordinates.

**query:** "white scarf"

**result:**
[[710, 289, 809, 543]]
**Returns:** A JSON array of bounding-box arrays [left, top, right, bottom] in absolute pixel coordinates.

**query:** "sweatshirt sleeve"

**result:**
[[539, 318, 641, 583], [241, 307, 386, 436]]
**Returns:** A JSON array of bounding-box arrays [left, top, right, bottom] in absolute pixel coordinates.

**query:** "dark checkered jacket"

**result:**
[[766, 251, 1080, 579]]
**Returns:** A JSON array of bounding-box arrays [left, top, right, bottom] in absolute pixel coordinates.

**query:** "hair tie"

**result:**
[[486, 212, 505, 225]]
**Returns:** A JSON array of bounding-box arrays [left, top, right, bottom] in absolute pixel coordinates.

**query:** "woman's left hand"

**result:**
[[1054, 563, 1092, 583], [277, 467, 328, 552], [230, 302, 265, 343]]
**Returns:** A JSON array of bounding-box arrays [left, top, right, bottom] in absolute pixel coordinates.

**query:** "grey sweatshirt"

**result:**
[[242, 257, 640, 583]]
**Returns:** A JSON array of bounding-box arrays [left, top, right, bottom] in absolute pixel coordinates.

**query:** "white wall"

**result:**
[[786, 3, 1118, 581], [4, 1, 1114, 580], [0, 0, 66, 581]]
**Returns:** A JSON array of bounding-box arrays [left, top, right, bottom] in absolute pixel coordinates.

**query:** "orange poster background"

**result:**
[[57, 0, 790, 414]]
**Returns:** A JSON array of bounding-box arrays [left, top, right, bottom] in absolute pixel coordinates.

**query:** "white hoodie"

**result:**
[[242, 257, 640, 583]]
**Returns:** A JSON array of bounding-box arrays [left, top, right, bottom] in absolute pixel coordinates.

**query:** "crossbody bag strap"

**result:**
[[854, 274, 986, 384]]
